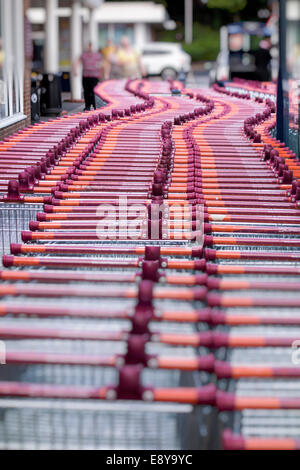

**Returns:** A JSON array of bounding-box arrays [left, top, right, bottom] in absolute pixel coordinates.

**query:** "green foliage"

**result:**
[[250, 35, 262, 51], [207, 0, 247, 13], [158, 23, 220, 62], [183, 25, 219, 61]]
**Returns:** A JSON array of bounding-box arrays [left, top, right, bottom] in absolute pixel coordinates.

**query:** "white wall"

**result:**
[[134, 23, 148, 48]]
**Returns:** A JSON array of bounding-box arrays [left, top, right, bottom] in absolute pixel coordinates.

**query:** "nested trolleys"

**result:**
[[0, 257, 215, 448], [0, 80, 216, 450], [204, 82, 300, 450], [0, 79, 205, 258], [163, 82, 300, 448], [0, 80, 158, 260], [0, 77, 300, 449]]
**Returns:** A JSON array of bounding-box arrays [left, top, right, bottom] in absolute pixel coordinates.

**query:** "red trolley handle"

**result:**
[[216, 390, 300, 410], [222, 429, 300, 450], [0, 381, 216, 405]]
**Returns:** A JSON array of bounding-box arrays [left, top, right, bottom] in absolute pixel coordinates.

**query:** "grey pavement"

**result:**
[[39, 70, 210, 123]]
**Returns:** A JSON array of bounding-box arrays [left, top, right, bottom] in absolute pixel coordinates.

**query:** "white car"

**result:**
[[140, 42, 191, 80], [209, 50, 230, 84]]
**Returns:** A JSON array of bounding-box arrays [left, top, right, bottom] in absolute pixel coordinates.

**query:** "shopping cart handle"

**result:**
[[124, 334, 149, 365], [196, 331, 213, 346], [29, 221, 39, 231], [212, 332, 229, 347], [115, 364, 145, 400], [289, 180, 300, 198], [216, 390, 235, 410], [197, 353, 215, 371], [207, 293, 222, 307], [204, 248, 217, 260], [193, 287, 208, 301], [222, 429, 299, 450], [137, 280, 153, 307], [36, 212, 47, 221], [196, 384, 217, 405], [0, 380, 107, 399], [195, 308, 212, 323], [191, 247, 203, 258], [222, 429, 245, 450], [43, 204, 54, 213], [141, 260, 160, 282], [21, 231, 33, 242], [214, 360, 232, 378], [206, 277, 220, 290], [4, 180, 24, 202], [144, 245, 161, 261], [10, 244, 22, 255], [153, 384, 216, 405], [205, 263, 218, 275], [43, 196, 53, 205], [194, 259, 206, 271], [279, 169, 293, 184], [210, 311, 226, 324], [2, 255, 14, 268], [203, 235, 214, 246], [18, 171, 33, 191]]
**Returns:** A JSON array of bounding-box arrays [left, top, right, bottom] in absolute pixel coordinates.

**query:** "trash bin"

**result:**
[[30, 86, 40, 123], [40, 73, 62, 116], [61, 72, 71, 93]]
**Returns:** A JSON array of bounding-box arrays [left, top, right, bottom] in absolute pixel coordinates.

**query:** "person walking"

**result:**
[[74, 42, 104, 111], [254, 39, 272, 82], [116, 36, 145, 79], [102, 39, 115, 79]]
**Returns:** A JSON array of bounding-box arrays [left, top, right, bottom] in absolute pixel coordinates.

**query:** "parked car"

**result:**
[[140, 42, 191, 80]]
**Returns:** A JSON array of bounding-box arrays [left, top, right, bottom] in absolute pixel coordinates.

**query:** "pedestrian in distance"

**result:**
[[116, 36, 145, 79], [74, 42, 104, 111], [102, 39, 116, 79], [254, 39, 272, 82]]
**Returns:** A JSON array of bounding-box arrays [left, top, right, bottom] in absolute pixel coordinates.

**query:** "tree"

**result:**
[[207, 0, 247, 13]]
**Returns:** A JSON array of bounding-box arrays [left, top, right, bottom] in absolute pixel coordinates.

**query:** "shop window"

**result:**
[[0, 0, 25, 128]]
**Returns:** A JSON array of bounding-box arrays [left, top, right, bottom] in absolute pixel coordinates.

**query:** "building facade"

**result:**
[[0, 0, 32, 140]]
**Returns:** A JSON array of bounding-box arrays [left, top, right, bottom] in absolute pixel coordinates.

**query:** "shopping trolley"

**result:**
[[1, 76, 299, 450], [0, 80, 217, 450], [204, 81, 300, 450], [0, 202, 43, 261]]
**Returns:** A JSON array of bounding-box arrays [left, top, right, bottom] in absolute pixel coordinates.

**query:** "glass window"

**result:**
[[114, 24, 134, 46], [0, 0, 24, 125], [59, 18, 71, 70], [98, 24, 109, 49], [99, 24, 134, 49], [142, 50, 169, 56]]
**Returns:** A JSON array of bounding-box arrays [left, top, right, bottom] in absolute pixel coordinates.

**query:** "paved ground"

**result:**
[[39, 92, 85, 122], [61, 100, 85, 114], [39, 70, 210, 122], [186, 70, 210, 89]]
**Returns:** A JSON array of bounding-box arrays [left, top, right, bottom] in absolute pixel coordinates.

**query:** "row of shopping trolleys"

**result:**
[[0, 78, 300, 449], [0, 80, 219, 450], [0, 78, 157, 256]]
